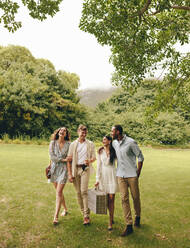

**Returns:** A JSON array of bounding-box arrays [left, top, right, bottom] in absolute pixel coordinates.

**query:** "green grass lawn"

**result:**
[[0, 144, 190, 248]]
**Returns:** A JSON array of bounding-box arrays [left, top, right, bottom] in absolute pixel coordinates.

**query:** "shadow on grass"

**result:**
[[46, 213, 165, 248]]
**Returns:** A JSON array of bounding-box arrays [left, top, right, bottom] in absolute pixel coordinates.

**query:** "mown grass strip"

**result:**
[[0, 144, 190, 248]]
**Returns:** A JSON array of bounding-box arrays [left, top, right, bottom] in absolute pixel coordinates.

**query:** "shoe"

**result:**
[[61, 209, 68, 216], [134, 216, 141, 227], [121, 225, 133, 237], [112, 220, 115, 224], [108, 225, 113, 231], [53, 217, 59, 225], [83, 217, 90, 225]]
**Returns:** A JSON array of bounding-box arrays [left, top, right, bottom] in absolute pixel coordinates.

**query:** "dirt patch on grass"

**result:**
[[21, 232, 42, 248], [0, 230, 13, 248], [0, 197, 9, 203], [155, 233, 168, 240], [35, 201, 46, 208]]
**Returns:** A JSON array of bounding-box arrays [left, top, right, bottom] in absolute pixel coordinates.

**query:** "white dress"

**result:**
[[96, 149, 118, 194]]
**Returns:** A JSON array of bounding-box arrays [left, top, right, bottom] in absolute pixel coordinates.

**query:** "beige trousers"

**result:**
[[117, 177, 141, 225], [73, 168, 90, 218]]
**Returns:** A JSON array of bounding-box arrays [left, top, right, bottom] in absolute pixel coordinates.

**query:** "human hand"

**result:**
[[67, 156, 72, 162], [68, 174, 74, 183], [84, 159, 90, 166], [95, 182, 99, 188], [137, 169, 141, 178]]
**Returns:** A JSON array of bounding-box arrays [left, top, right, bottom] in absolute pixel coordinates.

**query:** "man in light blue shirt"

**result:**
[[111, 125, 144, 237]]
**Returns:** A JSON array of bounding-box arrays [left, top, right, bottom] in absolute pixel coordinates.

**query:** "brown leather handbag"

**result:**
[[45, 162, 51, 179]]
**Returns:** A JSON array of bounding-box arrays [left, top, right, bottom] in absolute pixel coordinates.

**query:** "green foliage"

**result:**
[[144, 112, 190, 145], [80, 0, 190, 106], [1, 0, 189, 111], [152, 53, 190, 112], [0, 0, 63, 32], [0, 45, 88, 139], [87, 79, 190, 145]]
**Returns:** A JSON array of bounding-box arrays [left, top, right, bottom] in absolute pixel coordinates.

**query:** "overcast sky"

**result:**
[[1, 1, 189, 90], [0, 0, 114, 89]]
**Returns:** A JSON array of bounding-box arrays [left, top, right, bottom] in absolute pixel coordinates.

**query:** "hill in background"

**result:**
[[77, 87, 117, 108]]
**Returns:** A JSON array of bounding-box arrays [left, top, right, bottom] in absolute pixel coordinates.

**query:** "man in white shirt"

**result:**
[[67, 125, 96, 225], [112, 125, 144, 236]]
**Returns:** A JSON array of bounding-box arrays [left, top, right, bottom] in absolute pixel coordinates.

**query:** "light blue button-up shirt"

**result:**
[[112, 135, 144, 178]]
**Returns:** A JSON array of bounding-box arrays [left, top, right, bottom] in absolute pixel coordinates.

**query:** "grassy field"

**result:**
[[0, 144, 190, 248]]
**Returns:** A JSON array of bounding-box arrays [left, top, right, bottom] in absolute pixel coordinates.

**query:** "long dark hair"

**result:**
[[98, 135, 116, 164], [51, 127, 70, 141]]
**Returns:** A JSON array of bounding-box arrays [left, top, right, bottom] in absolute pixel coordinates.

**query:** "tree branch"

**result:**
[[149, 5, 190, 16], [129, 0, 152, 20], [149, 10, 161, 16], [139, 0, 152, 16], [171, 5, 190, 11]]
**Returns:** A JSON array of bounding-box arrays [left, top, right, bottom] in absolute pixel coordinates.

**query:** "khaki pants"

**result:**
[[73, 168, 90, 218], [117, 177, 141, 225]]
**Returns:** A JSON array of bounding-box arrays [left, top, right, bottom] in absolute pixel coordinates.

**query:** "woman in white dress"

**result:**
[[95, 135, 117, 230]]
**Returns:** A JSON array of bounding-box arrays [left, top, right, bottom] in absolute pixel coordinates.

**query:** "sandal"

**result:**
[[83, 217, 90, 225], [61, 209, 68, 216], [53, 217, 59, 225]]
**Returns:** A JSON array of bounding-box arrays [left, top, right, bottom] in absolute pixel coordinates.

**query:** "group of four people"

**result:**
[[49, 124, 144, 237]]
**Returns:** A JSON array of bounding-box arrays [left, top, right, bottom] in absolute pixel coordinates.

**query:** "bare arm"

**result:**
[[67, 158, 74, 183], [137, 161, 143, 178], [95, 152, 101, 187]]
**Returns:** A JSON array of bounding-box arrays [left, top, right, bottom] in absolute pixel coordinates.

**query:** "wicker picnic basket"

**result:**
[[88, 188, 107, 214]]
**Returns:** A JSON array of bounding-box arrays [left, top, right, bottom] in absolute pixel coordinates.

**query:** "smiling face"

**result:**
[[58, 127, 67, 139], [111, 126, 118, 139], [78, 128, 87, 140], [102, 136, 111, 147]]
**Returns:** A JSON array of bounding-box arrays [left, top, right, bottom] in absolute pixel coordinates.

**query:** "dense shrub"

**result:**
[[87, 80, 190, 145]]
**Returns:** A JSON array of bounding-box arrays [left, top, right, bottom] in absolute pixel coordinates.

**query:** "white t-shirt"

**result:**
[[77, 141, 87, 164]]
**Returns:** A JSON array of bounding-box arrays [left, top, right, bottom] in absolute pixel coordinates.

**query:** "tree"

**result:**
[[0, 45, 87, 138], [87, 79, 190, 144], [80, 0, 190, 103], [1, 1, 189, 110], [0, 0, 63, 32]]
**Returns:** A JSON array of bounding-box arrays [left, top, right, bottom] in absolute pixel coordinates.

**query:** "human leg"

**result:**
[[61, 194, 67, 211], [60, 194, 68, 216], [117, 177, 133, 225], [53, 182, 58, 189], [53, 183, 66, 224], [80, 169, 90, 222], [108, 194, 115, 230], [73, 173, 84, 215], [117, 177, 133, 236], [128, 177, 141, 226], [53, 182, 67, 215]]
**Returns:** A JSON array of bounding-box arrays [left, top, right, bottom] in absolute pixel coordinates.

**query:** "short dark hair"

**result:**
[[114, 125, 123, 135]]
